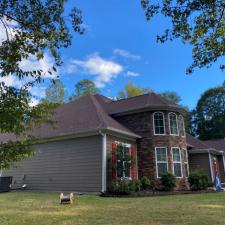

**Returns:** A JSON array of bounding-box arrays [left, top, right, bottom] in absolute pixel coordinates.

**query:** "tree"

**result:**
[[118, 82, 152, 99], [160, 91, 181, 104], [192, 86, 225, 140], [45, 79, 66, 104], [70, 79, 99, 100], [0, 1, 83, 169], [141, 0, 225, 73]]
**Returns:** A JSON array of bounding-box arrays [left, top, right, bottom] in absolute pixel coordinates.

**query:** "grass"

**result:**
[[0, 192, 225, 225]]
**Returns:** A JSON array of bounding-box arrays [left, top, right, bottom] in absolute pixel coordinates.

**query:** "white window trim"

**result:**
[[153, 112, 166, 136], [115, 141, 132, 180], [172, 147, 183, 178], [155, 147, 168, 178], [183, 148, 189, 177], [168, 112, 179, 136], [178, 115, 186, 137], [115, 141, 131, 148]]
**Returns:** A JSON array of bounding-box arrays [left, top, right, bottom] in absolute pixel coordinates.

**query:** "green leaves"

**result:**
[[117, 82, 152, 99], [0, 1, 84, 169], [44, 79, 66, 104], [141, 0, 225, 73], [192, 85, 225, 140], [0, 138, 33, 170], [70, 79, 99, 101]]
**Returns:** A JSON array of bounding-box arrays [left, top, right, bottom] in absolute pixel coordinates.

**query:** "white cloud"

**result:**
[[67, 53, 123, 88], [0, 75, 22, 87], [19, 54, 58, 79], [0, 18, 56, 104], [126, 71, 140, 77], [113, 48, 141, 60], [28, 86, 46, 99]]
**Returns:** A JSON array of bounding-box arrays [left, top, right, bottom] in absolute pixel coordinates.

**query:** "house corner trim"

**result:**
[[100, 132, 107, 192]]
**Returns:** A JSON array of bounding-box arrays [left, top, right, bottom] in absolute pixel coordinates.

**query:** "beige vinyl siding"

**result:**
[[3, 135, 102, 193]]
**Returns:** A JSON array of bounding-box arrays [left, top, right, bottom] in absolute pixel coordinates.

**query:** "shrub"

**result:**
[[129, 179, 142, 192], [140, 176, 151, 190], [160, 172, 176, 191], [188, 170, 209, 191], [109, 180, 130, 195], [109, 179, 141, 195]]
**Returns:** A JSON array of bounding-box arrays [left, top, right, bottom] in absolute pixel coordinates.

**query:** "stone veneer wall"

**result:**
[[114, 110, 189, 190]]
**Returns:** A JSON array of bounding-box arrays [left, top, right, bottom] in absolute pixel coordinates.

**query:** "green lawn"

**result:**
[[0, 192, 225, 225]]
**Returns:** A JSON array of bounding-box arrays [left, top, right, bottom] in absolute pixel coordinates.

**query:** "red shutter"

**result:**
[[130, 146, 136, 179], [112, 142, 117, 180]]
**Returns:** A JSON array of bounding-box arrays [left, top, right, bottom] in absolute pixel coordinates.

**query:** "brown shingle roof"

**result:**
[[105, 92, 186, 115], [204, 140, 225, 151], [0, 94, 139, 142], [0, 93, 187, 142], [186, 133, 212, 150]]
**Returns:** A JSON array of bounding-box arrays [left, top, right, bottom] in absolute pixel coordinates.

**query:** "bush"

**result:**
[[140, 176, 151, 190], [129, 179, 142, 192], [109, 180, 130, 195], [109, 179, 141, 195], [188, 170, 209, 191], [160, 172, 176, 191]]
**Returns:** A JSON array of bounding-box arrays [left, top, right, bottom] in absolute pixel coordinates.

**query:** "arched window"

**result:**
[[178, 115, 185, 137], [169, 113, 178, 135], [153, 112, 165, 135]]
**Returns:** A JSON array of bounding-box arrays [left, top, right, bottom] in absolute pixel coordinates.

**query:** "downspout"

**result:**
[[208, 150, 214, 182], [99, 130, 107, 193], [220, 151, 225, 174]]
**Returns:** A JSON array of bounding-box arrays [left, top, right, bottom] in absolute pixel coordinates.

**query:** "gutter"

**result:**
[[104, 127, 141, 139], [110, 105, 187, 117], [188, 148, 219, 154], [99, 130, 107, 193]]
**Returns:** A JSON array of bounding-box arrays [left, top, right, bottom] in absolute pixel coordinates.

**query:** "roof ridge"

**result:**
[[110, 93, 151, 103], [91, 95, 139, 136], [90, 95, 109, 128]]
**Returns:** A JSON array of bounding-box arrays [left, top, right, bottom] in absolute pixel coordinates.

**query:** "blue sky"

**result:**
[[57, 0, 224, 110]]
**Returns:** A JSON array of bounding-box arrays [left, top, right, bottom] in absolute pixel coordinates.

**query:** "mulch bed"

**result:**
[[100, 189, 217, 198]]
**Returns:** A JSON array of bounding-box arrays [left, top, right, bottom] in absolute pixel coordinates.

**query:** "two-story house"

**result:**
[[1, 93, 191, 192]]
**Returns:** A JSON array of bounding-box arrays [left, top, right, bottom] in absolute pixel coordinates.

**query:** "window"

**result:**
[[116, 143, 131, 179], [183, 149, 189, 177], [169, 113, 178, 135], [155, 147, 168, 178], [153, 112, 165, 135], [172, 147, 182, 177], [178, 115, 185, 137]]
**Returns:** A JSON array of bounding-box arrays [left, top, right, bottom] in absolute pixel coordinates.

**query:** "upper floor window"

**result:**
[[155, 147, 168, 178], [169, 113, 178, 135], [172, 147, 182, 177], [178, 115, 185, 137], [153, 112, 165, 135]]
